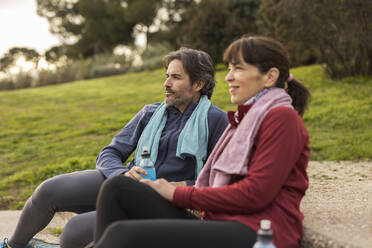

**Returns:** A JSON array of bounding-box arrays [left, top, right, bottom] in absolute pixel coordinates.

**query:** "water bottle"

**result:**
[[253, 220, 276, 248], [139, 147, 156, 181]]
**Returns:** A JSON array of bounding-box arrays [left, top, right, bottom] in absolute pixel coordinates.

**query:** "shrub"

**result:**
[[90, 65, 127, 78], [13, 72, 33, 89], [33, 69, 59, 87], [257, 0, 372, 78], [139, 42, 172, 71], [0, 77, 14, 90]]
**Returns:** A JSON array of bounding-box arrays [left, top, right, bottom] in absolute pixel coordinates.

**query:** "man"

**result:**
[[2, 48, 228, 248]]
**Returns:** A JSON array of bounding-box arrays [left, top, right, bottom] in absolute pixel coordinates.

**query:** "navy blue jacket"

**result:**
[[96, 101, 228, 185]]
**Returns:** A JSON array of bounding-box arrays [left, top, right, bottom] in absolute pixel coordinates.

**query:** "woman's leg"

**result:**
[[94, 176, 196, 241], [9, 170, 105, 248], [95, 219, 257, 248]]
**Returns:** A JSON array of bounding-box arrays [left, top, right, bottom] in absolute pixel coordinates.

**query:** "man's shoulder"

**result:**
[[207, 104, 228, 124], [141, 102, 162, 113], [208, 104, 227, 117]]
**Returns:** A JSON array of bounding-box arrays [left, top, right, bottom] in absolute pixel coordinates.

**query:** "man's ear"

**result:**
[[264, 67, 279, 88], [193, 80, 206, 92]]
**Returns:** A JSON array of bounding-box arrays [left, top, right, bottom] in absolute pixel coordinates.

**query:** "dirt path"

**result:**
[[301, 161, 372, 247]]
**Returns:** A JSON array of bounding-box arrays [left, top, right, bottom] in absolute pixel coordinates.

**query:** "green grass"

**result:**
[[0, 65, 371, 209]]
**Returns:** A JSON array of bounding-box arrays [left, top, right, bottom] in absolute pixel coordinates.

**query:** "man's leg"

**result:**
[[94, 219, 257, 248], [8, 170, 105, 248], [60, 211, 95, 248]]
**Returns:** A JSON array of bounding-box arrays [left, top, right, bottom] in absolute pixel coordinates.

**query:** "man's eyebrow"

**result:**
[[167, 72, 182, 77]]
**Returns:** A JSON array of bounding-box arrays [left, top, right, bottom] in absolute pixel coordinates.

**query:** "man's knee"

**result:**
[[60, 213, 95, 248], [32, 175, 65, 206]]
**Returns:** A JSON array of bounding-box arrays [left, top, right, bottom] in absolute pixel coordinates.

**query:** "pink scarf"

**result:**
[[195, 88, 293, 188]]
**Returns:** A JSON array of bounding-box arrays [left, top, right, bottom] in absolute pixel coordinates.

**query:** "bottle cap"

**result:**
[[141, 146, 150, 158], [260, 220, 271, 230]]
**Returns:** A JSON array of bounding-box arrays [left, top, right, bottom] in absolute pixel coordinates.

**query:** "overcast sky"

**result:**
[[0, 0, 60, 57]]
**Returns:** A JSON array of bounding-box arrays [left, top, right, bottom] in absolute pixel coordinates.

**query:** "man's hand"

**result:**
[[140, 178, 176, 202], [124, 166, 147, 181]]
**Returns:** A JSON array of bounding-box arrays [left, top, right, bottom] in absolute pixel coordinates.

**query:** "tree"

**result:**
[[0, 47, 40, 72], [36, 0, 162, 58], [258, 0, 372, 78], [177, 0, 260, 63], [147, 0, 196, 49]]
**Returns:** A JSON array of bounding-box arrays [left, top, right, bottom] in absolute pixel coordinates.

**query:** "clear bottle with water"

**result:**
[[139, 147, 156, 181], [253, 220, 276, 248]]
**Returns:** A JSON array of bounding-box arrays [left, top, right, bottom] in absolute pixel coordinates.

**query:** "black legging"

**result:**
[[94, 176, 257, 248]]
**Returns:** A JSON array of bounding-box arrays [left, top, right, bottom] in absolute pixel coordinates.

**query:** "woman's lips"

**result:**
[[229, 86, 239, 94]]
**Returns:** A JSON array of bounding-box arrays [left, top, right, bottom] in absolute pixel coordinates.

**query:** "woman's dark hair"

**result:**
[[223, 35, 311, 116], [163, 47, 215, 99]]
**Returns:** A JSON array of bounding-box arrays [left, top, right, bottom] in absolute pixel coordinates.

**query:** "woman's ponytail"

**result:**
[[286, 78, 311, 116]]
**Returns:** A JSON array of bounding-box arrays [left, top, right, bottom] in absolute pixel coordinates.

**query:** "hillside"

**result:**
[[0, 65, 371, 209]]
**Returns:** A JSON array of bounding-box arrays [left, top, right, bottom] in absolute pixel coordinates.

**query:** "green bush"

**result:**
[[139, 43, 173, 71], [13, 72, 33, 89], [33, 69, 59, 87], [90, 65, 127, 78], [0, 77, 14, 90], [257, 0, 372, 78]]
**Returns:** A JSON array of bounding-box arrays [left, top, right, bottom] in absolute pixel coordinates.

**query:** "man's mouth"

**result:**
[[165, 88, 175, 96]]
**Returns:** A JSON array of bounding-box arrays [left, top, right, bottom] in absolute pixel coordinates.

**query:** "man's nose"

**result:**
[[164, 77, 172, 87]]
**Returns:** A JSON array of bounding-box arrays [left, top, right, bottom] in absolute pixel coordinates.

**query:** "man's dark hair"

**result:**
[[163, 47, 215, 99]]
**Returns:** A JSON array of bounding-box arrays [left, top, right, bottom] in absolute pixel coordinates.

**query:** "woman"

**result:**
[[91, 36, 311, 248]]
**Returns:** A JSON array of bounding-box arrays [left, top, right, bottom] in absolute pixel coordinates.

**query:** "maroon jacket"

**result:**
[[173, 106, 310, 248]]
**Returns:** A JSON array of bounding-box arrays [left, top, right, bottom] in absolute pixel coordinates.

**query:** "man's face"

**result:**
[[164, 59, 199, 112]]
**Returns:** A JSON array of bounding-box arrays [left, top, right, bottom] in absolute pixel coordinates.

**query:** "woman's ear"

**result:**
[[193, 80, 206, 92], [264, 67, 280, 88]]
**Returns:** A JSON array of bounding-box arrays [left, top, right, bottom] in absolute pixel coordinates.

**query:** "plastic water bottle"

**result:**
[[139, 147, 156, 181], [253, 220, 276, 248]]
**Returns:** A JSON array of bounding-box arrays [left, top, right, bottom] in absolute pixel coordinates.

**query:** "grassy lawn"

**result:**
[[0, 64, 371, 209]]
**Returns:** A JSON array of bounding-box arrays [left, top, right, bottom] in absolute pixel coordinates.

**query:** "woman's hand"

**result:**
[[140, 178, 176, 202]]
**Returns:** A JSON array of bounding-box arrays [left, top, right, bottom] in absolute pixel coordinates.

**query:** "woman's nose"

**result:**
[[225, 70, 233, 82]]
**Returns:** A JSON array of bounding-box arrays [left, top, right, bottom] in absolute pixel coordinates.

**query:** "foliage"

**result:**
[[0, 47, 40, 73], [257, 0, 372, 78], [0, 77, 15, 90], [256, 0, 318, 66], [139, 42, 173, 70], [0, 64, 371, 209], [36, 0, 162, 58], [0, 52, 133, 90], [165, 0, 260, 63], [13, 72, 33, 89]]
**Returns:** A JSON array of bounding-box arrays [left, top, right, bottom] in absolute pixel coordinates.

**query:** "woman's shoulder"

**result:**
[[262, 106, 308, 135], [265, 106, 302, 122]]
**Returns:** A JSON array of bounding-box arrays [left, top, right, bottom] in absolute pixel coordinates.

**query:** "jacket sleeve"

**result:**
[[96, 105, 155, 178], [173, 107, 307, 214]]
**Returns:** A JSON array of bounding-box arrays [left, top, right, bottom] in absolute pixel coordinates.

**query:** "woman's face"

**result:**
[[225, 58, 268, 105]]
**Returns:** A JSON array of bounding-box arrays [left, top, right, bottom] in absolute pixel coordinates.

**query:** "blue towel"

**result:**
[[135, 95, 211, 179]]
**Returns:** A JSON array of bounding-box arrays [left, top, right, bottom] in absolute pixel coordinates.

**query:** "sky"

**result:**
[[0, 0, 61, 57]]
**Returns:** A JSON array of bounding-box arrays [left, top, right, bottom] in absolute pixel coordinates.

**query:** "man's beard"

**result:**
[[165, 87, 193, 108]]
